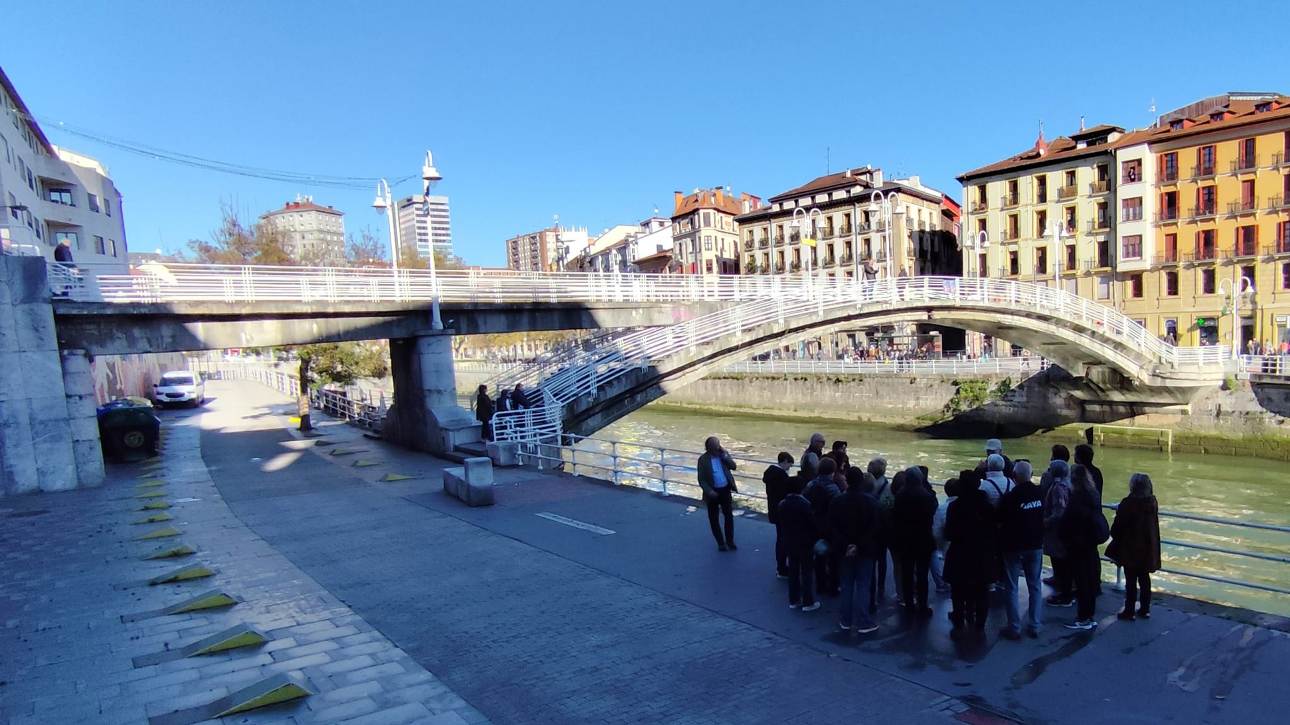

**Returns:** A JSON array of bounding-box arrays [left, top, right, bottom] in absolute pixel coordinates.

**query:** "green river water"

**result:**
[[593, 406, 1290, 617]]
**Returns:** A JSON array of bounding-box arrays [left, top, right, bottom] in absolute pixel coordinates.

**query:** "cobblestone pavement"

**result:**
[[191, 380, 1290, 725], [0, 400, 486, 724]]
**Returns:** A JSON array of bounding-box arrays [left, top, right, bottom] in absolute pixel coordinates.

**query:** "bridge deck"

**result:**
[[195, 380, 1289, 724]]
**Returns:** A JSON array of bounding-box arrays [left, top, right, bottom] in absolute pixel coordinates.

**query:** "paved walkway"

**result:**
[[0, 397, 485, 724], [193, 381, 1288, 724]]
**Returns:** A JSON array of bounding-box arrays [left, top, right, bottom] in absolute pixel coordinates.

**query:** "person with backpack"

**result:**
[[1059, 465, 1109, 630], [892, 467, 938, 617], [777, 484, 820, 612], [1106, 473, 1161, 621], [763, 452, 797, 578], [1043, 459, 1075, 607], [804, 458, 842, 597], [998, 460, 1044, 639], [831, 468, 881, 633]]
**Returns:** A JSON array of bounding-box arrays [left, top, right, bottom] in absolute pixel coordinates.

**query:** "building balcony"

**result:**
[[1224, 243, 1259, 261], [789, 232, 801, 242], [790, 260, 802, 272], [840, 252, 854, 265], [757, 237, 770, 249], [821, 228, 836, 239], [822, 257, 837, 268], [1227, 198, 1259, 216], [1000, 194, 1020, 209], [1273, 151, 1289, 169], [1230, 156, 1259, 174], [1267, 196, 1288, 212], [774, 262, 786, 273], [970, 200, 988, 213], [1087, 219, 1111, 233], [1185, 248, 1218, 264], [1035, 193, 1049, 204], [1153, 251, 1180, 267], [1160, 168, 1179, 184], [1057, 185, 1078, 200], [1186, 205, 1217, 221], [1120, 209, 1144, 223], [1155, 209, 1179, 224], [1002, 230, 1020, 242], [773, 235, 785, 245], [837, 225, 851, 236], [1190, 164, 1216, 180], [743, 240, 756, 251], [1089, 180, 1111, 195]]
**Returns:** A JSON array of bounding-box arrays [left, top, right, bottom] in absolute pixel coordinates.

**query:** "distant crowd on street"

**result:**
[[695, 434, 1162, 637]]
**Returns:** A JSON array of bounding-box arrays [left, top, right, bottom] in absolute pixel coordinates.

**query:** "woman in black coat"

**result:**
[[474, 385, 494, 440], [944, 470, 994, 631], [1058, 465, 1108, 630], [1106, 473, 1161, 621], [891, 467, 939, 616]]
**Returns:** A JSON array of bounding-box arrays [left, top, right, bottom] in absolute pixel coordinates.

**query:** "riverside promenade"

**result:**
[[4, 379, 1289, 724]]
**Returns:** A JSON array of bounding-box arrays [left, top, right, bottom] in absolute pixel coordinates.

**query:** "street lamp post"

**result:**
[[1044, 221, 1070, 286], [867, 191, 901, 278], [420, 150, 444, 330], [372, 179, 400, 269], [1219, 275, 1255, 359], [964, 230, 989, 277], [790, 206, 823, 279]]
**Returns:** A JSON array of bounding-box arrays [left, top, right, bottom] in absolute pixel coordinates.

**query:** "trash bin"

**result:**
[[97, 397, 161, 462]]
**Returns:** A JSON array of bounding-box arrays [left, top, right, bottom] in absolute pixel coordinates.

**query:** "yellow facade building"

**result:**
[[960, 93, 1290, 354]]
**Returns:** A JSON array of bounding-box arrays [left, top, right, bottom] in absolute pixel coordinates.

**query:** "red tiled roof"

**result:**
[[1141, 95, 1290, 143], [260, 200, 344, 218], [958, 127, 1131, 181], [672, 189, 747, 218]]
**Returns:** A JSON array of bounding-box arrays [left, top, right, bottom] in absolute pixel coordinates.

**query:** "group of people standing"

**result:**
[[699, 433, 1163, 638], [473, 383, 535, 440]]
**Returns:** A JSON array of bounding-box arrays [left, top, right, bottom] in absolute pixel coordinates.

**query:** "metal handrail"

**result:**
[[725, 357, 1051, 376]]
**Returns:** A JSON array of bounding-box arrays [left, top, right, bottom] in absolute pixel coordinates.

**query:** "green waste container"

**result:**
[[97, 397, 161, 462]]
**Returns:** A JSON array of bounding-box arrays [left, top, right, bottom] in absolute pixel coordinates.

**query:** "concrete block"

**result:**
[[13, 303, 58, 352], [486, 441, 518, 467], [72, 439, 105, 488], [442, 467, 465, 498], [463, 456, 493, 485], [463, 477, 495, 507]]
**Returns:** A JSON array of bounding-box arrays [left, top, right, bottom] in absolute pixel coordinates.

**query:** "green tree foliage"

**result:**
[[297, 342, 389, 389]]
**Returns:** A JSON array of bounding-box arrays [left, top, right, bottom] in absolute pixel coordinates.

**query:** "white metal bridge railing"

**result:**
[[490, 276, 1232, 445], [723, 356, 1053, 376], [193, 361, 389, 430]]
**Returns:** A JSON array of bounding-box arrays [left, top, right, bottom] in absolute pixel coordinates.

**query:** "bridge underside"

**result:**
[[560, 305, 1225, 439], [53, 300, 724, 356]]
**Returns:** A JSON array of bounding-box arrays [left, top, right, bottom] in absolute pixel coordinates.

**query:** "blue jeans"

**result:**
[[1003, 549, 1044, 632], [839, 555, 877, 629]]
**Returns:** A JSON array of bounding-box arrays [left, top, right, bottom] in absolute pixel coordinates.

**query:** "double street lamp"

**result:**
[[964, 230, 989, 277], [1044, 221, 1071, 285], [790, 206, 823, 278], [867, 191, 901, 278], [1219, 276, 1255, 360], [373, 151, 444, 329]]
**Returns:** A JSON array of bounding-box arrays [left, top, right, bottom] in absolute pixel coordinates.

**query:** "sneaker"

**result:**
[[1025, 627, 1040, 639], [1064, 619, 1096, 631], [789, 603, 800, 609], [1137, 609, 1151, 619], [718, 544, 729, 552], [999, 628, 1022, 641], [728, 542, 738, 551], [838, 622, 851, 631], [1045, 596, 1074, 607], [776, 572, 789, 580], [856, 623, 879, 634], [1116, 610, 1135, 621], [802, 602, 821, 612]]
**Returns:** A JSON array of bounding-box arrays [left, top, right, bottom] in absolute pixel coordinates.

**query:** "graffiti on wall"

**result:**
[[91, 353, 190, 405]]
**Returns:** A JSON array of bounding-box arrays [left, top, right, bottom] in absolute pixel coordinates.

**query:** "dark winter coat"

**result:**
[[827, 489, 881, 559], [803, 476, 841, 538], [1058, 486, 1107, 554], [777, 493, 817, 551], [1106, 495, 1161, 572], [891, 486, 939, 556], [696, 452, 738, 498], [474, 392, 494, 424], [943, 490, 995, 588], [762, 465, 797, 525], [998, 480, 1044, 552]]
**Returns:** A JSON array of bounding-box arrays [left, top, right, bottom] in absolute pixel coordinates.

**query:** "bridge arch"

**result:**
[[491, 277, 1229, 442]]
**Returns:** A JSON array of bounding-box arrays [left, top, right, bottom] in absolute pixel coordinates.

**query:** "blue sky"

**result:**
[[5, 1, 1288, 267]]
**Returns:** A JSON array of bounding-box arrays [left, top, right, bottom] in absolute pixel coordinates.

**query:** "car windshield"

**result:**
[[161, 374, 194, 385]]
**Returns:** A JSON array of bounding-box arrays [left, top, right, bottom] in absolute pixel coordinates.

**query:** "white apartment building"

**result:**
[[396, 194, 453, 260], [580, 217, 674, 272], [258, 196, 345, 264], [1, 67, 128, 277]]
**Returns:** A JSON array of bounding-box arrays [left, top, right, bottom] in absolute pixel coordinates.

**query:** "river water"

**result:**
[[593, 406, 1289, 617]]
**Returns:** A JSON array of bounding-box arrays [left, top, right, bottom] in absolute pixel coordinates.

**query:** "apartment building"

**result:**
[[258, 196, 345, 264], [734, 167, 957, 280], [396, 194, 452, 260], [671, 188, 760, 275], [1125, 93, 1290, 348], [578, 216, 673, 273], [958, 124, 1134, 303], [0, 66, 127, 274], [504, 224, 589, 271]]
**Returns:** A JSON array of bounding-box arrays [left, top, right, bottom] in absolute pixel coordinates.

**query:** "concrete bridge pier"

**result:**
[[1, 256, 104, 496], [383, 331, 480, 455]]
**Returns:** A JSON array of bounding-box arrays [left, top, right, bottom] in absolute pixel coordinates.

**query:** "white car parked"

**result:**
[[153, 371, 205, 408]]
